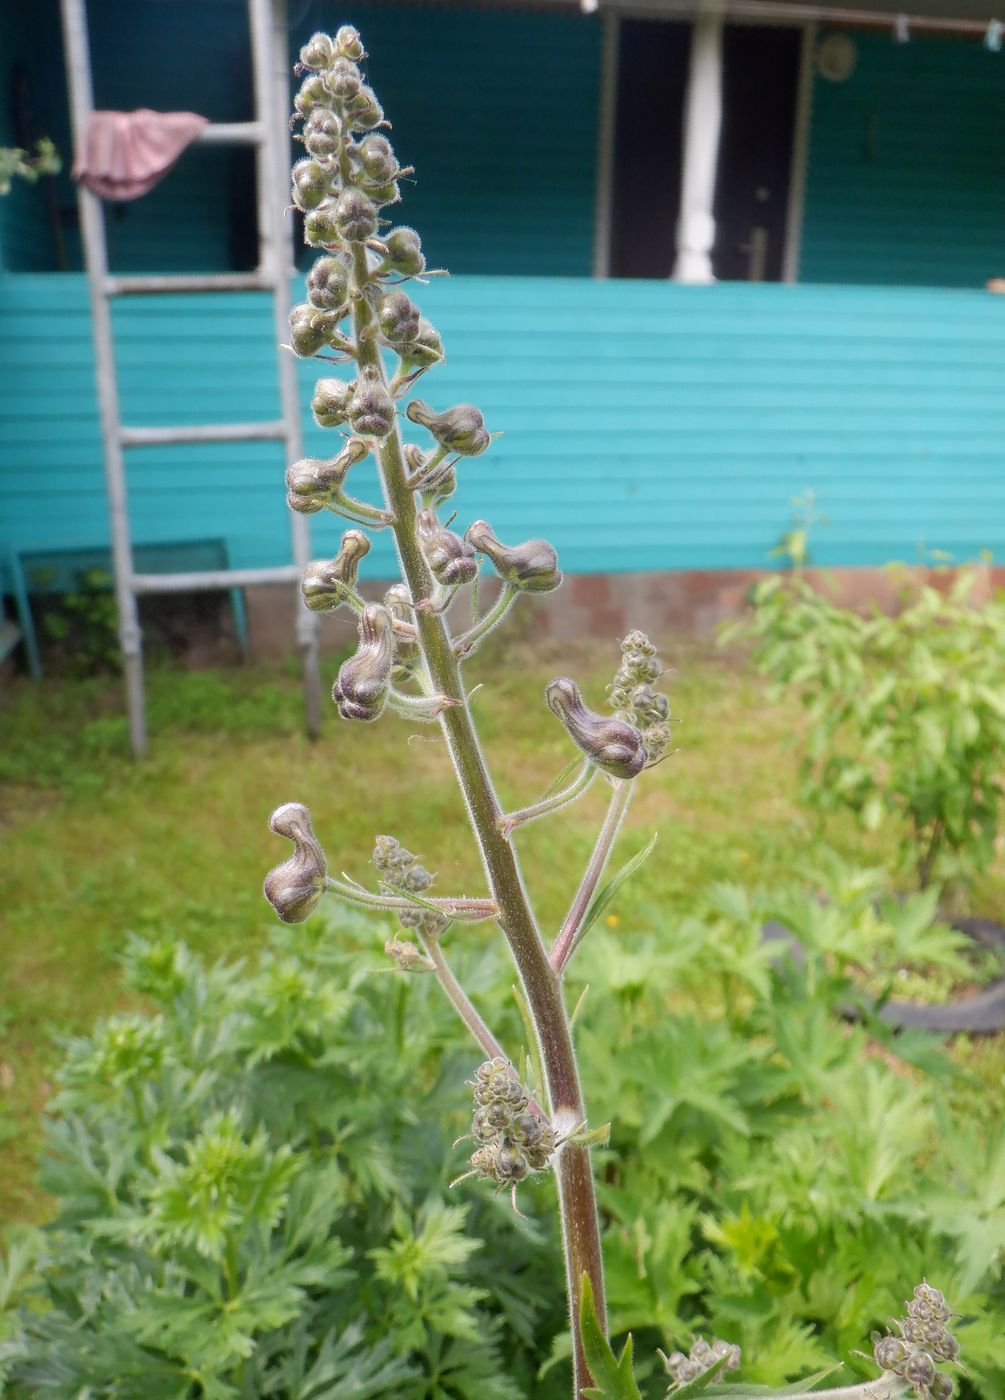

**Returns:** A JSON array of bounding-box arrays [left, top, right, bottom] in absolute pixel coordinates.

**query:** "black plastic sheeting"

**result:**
[[761, 915, 1005, 1034]]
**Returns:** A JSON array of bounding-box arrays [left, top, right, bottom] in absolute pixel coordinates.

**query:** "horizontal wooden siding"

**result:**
[[2, 273, 1004, 585], [802, 31, 1005, 287]]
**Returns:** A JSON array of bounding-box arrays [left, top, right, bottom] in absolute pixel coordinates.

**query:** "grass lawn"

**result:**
[[2, 633, 1004, 1228]]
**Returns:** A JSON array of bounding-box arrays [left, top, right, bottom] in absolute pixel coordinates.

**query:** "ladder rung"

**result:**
[[132, 565, 301, 595], [196, 121, 265, 146], [120, 421, 288, 447], [106, 272, 275, 296]]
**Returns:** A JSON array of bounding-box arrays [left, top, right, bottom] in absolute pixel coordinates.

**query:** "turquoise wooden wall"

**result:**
[[0, 0, 601, 279], [802, 31, 1005, 287], [3, 273, 1004, 585]]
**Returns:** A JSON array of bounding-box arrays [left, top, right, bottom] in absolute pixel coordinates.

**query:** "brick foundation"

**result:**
[[243, 563, 1005, 661]]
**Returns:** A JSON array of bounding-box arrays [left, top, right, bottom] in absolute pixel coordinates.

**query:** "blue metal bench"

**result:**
[[8, 539, 249, 679]]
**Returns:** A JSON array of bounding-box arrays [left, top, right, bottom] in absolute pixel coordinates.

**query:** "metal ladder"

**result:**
[[59, 0, 321, 756]]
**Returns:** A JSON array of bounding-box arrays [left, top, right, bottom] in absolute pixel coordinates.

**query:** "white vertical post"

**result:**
[[249, 0, 323, 739], [673, 6, 724, 285], [60, 0, 149, 756]]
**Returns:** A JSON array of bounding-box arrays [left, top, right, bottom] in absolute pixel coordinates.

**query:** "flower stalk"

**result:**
[[262, 27, 680, 1396]]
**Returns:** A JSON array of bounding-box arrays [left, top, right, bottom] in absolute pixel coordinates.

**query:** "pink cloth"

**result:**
[[73, 109, 209, 201]]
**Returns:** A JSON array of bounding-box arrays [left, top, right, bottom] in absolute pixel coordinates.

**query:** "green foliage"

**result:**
[[0, 139, 59, 195], [570, 853, 1004, 1397], [3, 861, 1003, 1397], [33, 567, 120, 678], [724, 562, 1005, 891], [0, 917, 566, 1398], [579, 1275, 641, 1400]]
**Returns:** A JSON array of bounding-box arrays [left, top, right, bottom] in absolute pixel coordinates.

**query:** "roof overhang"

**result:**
[[531, 0, 999, 32]]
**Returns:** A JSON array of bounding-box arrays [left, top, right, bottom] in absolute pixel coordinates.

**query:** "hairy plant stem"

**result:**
[[348, 241, 604, 1396], [502, 759, 597, 837], [455, 583, 517, 656], [417, 930, 509, 1065], [551, 778, 633, 975], [724, 1377, 909, 1400]]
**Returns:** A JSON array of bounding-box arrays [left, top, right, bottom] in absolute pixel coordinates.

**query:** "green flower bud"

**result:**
[[547, 677, 648, 779], [312, 376, 356, 428], [324, 57, 361, 102], [334, 188, 378, 243], [931, 1332, 959, 1363], [347, 373, 395, 438], [406, 399, 489, 457], [335, 24, 365, 60], [663, 1352, 690, 1380], [306, 255, 349, 312], [930, 1375, 954, 1400], [263, 802, 326, 923], [357, 133, 397, 182], [345, 86, 384, 131], [288, 303, 332, 358], [294, 74, 331, 120], [416, 508, 478, 586], [291, 157, 329, 210], [367, 181, 400, 209], [875, 1337, 909, 1373], [304, 205, 341, 247], [381, 226, 425, 277], [399, 319, 443, 370], [630, 683, 669, 722], [333, 603, 393, 721], [385, 938, 434, 973], [377, 289, 420, 347], [285, 440, 366, 513], [303, 108, 340, 159], [910, 1284, 951, 1323], [299, 32, 335, 71], [904, 1350, 937, 1390], [301, 530, 370, 611], [465, 520, 562, 593]]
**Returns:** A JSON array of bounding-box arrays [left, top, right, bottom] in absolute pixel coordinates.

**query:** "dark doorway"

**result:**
[[607, 20, 802, 282], [713, 25, 802, 281], [608, 20, 690, 280]]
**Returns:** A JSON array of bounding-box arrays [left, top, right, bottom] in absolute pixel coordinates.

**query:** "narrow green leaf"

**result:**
[[579, 1273, 642, 1400], [578, 832, 659, 948]]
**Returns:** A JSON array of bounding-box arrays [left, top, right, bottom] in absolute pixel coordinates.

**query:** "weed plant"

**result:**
[[725, 557, 1005, 899]]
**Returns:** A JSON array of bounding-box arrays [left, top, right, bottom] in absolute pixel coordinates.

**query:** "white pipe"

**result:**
[[673, 7, 724, 284]]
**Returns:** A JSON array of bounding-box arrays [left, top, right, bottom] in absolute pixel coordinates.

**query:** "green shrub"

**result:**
[[723, 563, 1005, 894], [0, 917, 565, 1398], [3, 861, 1003, 1397]]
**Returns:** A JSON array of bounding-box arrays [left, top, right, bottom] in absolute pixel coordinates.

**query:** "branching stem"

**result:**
[[348, 237, 605, 1397], [325, 877, 496, 922], [550, 779, 633, 975], [501, 760, 597, 838], [416, 930, 508, 1064], [454, 584, 517, 657]]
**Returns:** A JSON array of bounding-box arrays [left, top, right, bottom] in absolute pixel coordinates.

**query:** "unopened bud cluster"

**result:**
[[384, 937, 434, 972], [373, 834, 448, 937], [662, 1337, 741, 1389], [873, 1283, 959, 1400], [609, 630, 673, 766], [465, 1058, 556, 1188]]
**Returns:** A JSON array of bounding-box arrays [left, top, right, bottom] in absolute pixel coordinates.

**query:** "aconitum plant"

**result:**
[[264, 29, 963, 1400]]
